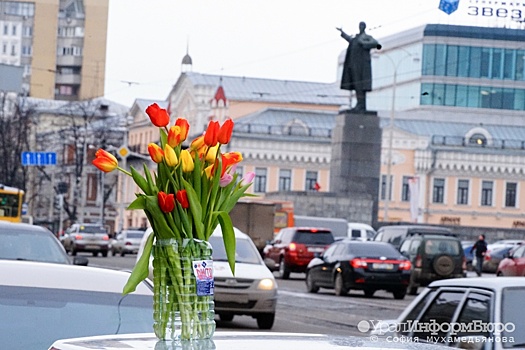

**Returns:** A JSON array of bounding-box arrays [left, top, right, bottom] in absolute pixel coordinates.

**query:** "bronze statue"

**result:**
[[337, 22, 381, 112]]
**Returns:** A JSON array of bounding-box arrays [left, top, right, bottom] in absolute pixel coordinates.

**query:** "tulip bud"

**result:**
[[157, 191, 175, 213], [176, 189, 189, 209], [204, 120, 219, 147], [148, 143, 164, 163], [180, 149, 194, 172], [92, 149, 118, 173], [163, 144, 178, 167], [218, 119, 234, 144], [175, 118, 190, 142]]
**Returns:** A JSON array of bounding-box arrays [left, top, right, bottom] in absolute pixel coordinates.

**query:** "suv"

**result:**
[[374, 225, 456, 249], [263, 227, 335, 279], [399, 234, 465, 295], [62, 223, 110, 257]]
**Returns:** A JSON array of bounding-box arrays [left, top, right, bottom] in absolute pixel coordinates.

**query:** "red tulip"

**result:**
[[204, 120, 220, 147], [158, 192, 175, 213], [145, 103, 170, 128], [176, 189, 189, 209], [218, 119, 234, 144], [175, 118, 190, 141]]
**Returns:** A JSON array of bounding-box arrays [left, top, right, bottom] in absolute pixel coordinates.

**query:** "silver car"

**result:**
[[62, 223, 110, 257], [111, 229, 146, 256]]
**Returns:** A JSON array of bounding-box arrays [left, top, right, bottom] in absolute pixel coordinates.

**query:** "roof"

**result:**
[[183, 72, 348, 105], [429, 276, 525, 290], [0, 260, 152, 295], [424, 24, 525, 42]]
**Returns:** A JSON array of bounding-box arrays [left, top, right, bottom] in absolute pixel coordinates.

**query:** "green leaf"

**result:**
[[182, 178, 205, 240], [127, 196, 146, 210], [123, 231, 154, 295], [130, 166, 151, 195], [217, 211, 236, 275], [143, 163, 157, 194]]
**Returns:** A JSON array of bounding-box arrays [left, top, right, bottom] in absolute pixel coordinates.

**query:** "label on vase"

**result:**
[[193, 260, 214, 296]]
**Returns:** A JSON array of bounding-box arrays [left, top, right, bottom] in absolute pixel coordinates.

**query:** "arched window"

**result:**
[[468, 133, 487, 146]]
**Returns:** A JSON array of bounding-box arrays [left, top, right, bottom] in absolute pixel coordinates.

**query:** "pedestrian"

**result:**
[[336, 21, 381, 112], [471, 234, 487, 276]]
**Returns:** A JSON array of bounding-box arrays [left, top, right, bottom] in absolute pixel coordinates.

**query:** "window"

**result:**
[[305, 171, 318, 191], [21, 45, 32, 56], [23, 26, 32, 37], [468, 133, 486, 146], [457, 179, 469, 205], [505, 182, 517, 208], [415, 291, 465, 338], [380, 175, 392, 200], [253, 167, 267, 193], [3, 25, 8, 35], [454, 292, 491, 339], [401, 176, 410, 202], [279, 169, 291, 191], [433, 178, 445, 204], [235, 166, 243, 179], [11, 24, 17, 36], [481, 181, 493, 206]]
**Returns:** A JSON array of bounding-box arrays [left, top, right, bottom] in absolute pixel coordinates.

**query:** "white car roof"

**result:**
[[0, 260, 152, 295], [211, 226, 249, 239]]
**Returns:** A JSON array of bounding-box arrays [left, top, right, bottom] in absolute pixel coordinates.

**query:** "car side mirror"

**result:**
[[73, 256, 89, 266]]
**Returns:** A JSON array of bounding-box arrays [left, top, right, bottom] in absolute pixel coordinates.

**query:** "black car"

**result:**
[[305, 240, 411, 299], [399, 234, 465, 295]]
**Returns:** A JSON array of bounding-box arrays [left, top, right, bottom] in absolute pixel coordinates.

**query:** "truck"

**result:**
[[229, 199, 293, 254]]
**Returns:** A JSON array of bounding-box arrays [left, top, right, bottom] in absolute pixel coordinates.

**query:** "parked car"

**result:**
[[496, 243, 525, 276], [305, 240, 411, 299], [481, 246, 514, 273], [1, 259, 153, 350], [48, 331, 453, 350], [209, 227, 277, 329], [346, 222, 376, 241], [398, 234, 465, 295], [461, 240, 475, 271], [263, 227, 335, 279], [0, 221, 88, 266], [379, 277, 525, 350], [62, 223, 110, 257], [373, 224, 456, 249], [136, 227, 278, 329], [111, 228, 147, 256]]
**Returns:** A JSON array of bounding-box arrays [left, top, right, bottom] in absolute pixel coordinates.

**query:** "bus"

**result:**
[[0, 184, 24, 223]]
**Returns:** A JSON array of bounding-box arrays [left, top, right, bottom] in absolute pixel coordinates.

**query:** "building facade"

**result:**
[[365, 24, 525, 229], [0, 0, 108, 100]]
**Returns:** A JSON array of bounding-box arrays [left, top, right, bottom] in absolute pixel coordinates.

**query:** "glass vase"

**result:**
[[152, 238, 215, 341]]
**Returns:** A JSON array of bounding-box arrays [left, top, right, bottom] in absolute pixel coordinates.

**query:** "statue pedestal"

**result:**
[[330, 110, 381, 227]]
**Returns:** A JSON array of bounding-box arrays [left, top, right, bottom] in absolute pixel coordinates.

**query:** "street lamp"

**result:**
[[377, 50, 419, 223]]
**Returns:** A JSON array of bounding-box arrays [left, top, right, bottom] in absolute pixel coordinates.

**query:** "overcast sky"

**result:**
[[102, 0, 515, 107]]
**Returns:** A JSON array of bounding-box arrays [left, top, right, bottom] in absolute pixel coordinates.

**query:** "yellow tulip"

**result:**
[[164, 144, 178, 167], [180, 149, 194, 172]]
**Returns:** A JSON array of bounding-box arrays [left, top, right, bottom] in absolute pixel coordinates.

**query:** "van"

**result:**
[[373, 225, 456, 249], [293, 215, 348, 239], [347, 222, 376, 241]]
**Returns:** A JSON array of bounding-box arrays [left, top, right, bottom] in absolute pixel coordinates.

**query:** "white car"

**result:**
[[111, 228, 147, 256], [1, 259, 153, 349], [137, 226, 278, 329]]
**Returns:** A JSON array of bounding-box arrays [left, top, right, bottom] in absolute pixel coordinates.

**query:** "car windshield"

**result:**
[[0, 285, 153, 349], [125, 231, 144, 239], [294, 231, 334, 245], [347, 243, 399, 258], [209, 236, 261, 264], [79, 225, 107, 234], [501, 287, 525, 348], [0, 230, 70, 264]]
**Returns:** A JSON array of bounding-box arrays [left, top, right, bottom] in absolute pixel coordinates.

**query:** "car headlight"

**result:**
[[257, 278, 276, 291]]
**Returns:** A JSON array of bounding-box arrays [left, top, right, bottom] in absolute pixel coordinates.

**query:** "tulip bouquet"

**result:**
[[92, 103, 254, 340]]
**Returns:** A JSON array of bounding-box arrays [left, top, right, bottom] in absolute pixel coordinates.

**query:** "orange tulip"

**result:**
[[218, 119, 234, 144], [157, 191, 175, 213], [175, 118, 190, 141], [221, 152, 243, 177], [92, 149, 118, 173], [167, 126, 181, 147], [145, 103, 170, 128], [204, 120, 219, 147], [176, 189, 189, 209], [148, 143, 164, 163], [190, 135, 205, 151]]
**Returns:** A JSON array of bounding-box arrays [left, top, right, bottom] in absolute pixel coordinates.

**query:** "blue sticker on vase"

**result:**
[[193, 259, 214, 296]]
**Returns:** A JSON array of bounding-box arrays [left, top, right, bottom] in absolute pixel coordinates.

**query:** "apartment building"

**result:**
[[0, 0, 108, 100]]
